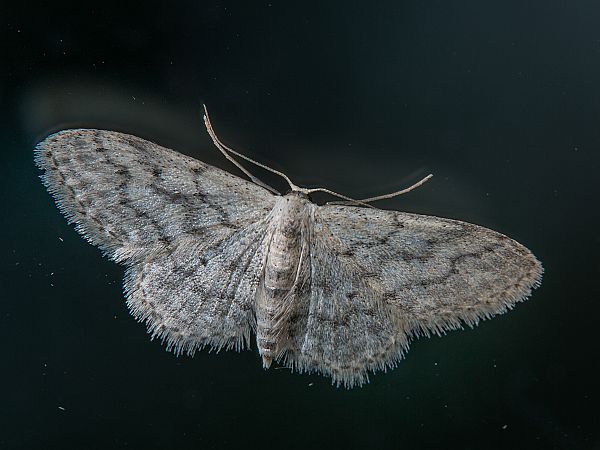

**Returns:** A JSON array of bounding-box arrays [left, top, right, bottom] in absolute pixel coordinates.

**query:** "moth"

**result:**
[[35, 106, 542, 387]]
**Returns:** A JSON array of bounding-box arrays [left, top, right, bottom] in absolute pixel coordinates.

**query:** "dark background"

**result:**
[[1, 1, 598, 449]]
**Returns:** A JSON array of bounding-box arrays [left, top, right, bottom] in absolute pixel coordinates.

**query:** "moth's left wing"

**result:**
[[35, 129, 277, 263], [124, 220, 273, 354]]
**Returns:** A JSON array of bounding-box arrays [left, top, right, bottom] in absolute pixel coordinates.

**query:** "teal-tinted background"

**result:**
[[1, 1, 598, 449]]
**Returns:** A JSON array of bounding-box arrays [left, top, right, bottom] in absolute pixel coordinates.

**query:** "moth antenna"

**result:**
[[204, 105, 430, 207], [358, 174, 433, 203], [203, 104, 300, 195], [305, 187, 375, 208], [322, 174, 433, 207]]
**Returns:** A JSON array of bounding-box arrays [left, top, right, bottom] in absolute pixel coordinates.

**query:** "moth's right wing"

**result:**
[[288, 204, 542, 387], [314, 205, 542, 330], [35, 129, 277, 263]]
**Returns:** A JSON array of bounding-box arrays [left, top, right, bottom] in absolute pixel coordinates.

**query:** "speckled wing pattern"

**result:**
[[287, 206, 542, 386], [35, 129, 276, 351], [35, 128, 542, 388]]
